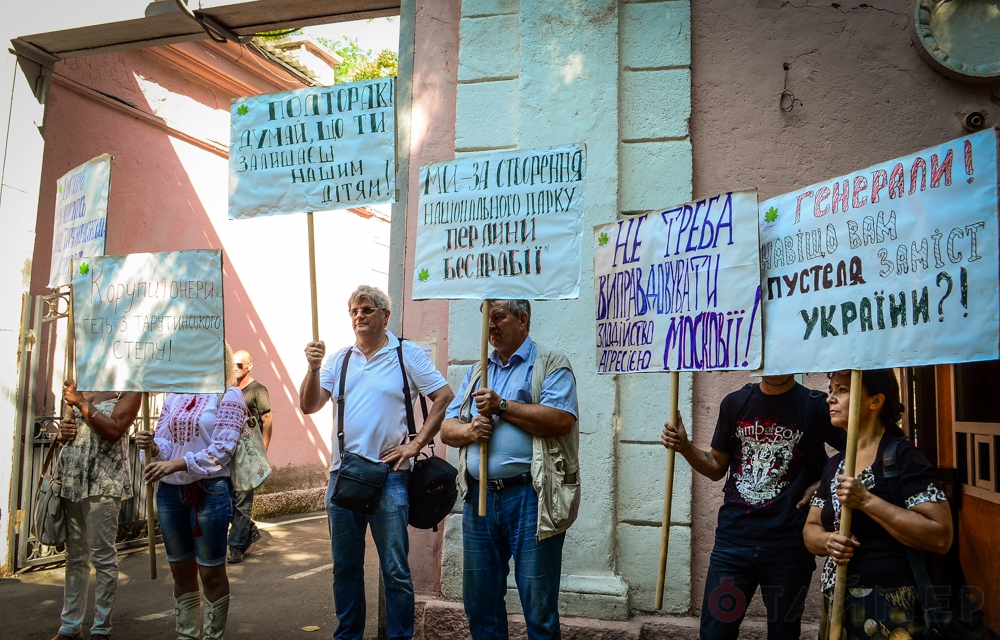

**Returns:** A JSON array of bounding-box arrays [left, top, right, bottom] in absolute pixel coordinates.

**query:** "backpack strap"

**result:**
[[336, 348, 352, 455], [397, 340, 431, 451], [883, 437, 949, 625]]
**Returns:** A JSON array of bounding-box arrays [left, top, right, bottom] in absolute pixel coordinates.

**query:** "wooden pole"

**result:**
[[655, 371, 680, 610], [478, 301, 490, 517], [143, 392, 157, 580], [828, 369, 862, 640], [66, 282, 75, 382], [307, 211, 320, 343]]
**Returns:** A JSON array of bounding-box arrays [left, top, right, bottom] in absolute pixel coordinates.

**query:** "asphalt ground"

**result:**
[[0, 512, 382, 639]]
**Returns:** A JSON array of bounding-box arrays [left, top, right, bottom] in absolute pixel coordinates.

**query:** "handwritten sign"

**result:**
[[228, 78, 395, 219], [48, 154, 112, 288], [411, 144, 586, 299], [73, 250, 225, 393], [593, 190, 762, 374], [760, 129, 999, 374]]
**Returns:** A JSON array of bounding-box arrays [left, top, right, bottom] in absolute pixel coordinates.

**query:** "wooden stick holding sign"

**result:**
[[64, 281, 76, 401], [827, 369, 862, 640], [142, 392, 158, 580], [307, 211, 320, 343], [478, 300, 490, 517], [654, 371, 680, 610]]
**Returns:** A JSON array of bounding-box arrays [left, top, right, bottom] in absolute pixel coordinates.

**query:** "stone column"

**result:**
[[442, 0, 694, 620]]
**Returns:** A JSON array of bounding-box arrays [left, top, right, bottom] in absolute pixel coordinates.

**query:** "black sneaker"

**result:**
[[227, 547, 245, 564], [249, 526, 262, 546]]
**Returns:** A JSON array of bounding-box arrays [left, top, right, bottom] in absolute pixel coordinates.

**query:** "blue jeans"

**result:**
[[326, 470, 413, 640], [700, 539, 816, 640], [157, 477, 233, 566], [228, 487, 259, 550], [462, 482, 565, 640]]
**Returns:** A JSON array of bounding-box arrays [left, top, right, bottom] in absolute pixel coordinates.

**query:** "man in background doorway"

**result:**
[[228, 349, 273, 564]]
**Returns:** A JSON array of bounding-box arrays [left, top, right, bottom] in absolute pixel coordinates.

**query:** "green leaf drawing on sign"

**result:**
[[236, 104, 249, 116], [764, 206, 778, 224], [418, 268, 429, 282], [79, 262, 89, 275], [598, 232, 609, 247]]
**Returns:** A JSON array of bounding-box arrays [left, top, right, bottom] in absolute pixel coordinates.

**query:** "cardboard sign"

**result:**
[[760, 129, 999, 374], [593, 190, 763, 373], [48, 154, 111, 288], [228, 78, 395, 218], [73, 250, 225, 393], [412, 144, 586, 300]]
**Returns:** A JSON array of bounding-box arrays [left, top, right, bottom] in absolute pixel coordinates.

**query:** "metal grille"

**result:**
[[12, 291, 163, 571]]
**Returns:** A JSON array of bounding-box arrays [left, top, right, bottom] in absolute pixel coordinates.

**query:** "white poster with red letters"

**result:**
[[759, 129, 999, 374]]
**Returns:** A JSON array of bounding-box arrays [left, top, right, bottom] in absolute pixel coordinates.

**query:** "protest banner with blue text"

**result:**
[[73, 250, 225, 393], [228, 78, 395, 218], [760, 129, 999, 375], [48, 154, 112, 288], [593, 190, 762, 374], [412, 144, 586, 300]]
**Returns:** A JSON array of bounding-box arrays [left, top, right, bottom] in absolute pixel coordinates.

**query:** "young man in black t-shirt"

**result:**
[[228, 349, 273, 564], [661, 375, 845, 640]]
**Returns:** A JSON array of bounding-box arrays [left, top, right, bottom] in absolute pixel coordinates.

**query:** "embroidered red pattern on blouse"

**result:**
[[168, 395, 212, 446]]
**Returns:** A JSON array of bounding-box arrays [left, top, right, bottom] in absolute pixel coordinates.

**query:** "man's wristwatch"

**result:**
[[497, 398, 508, 416]]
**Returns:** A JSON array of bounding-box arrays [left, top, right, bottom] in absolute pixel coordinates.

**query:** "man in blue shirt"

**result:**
[[441, 300, 580, 640]]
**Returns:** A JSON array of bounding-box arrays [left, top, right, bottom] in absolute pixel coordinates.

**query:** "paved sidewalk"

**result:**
[[0, 512, 380, 639]]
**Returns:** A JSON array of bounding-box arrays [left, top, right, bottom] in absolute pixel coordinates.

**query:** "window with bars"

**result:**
[[953, 359, 1000, 502]]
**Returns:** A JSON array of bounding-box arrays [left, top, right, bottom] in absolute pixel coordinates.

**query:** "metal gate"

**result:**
[[12, 290, 162, 571]]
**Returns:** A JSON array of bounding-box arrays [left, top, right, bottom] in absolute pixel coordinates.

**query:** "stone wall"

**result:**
[[441, 0, 695, 619]]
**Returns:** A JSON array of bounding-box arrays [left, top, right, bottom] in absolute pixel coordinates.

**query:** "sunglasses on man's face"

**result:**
[[235, 363, 248, 369], [349, 307, 381, 317]]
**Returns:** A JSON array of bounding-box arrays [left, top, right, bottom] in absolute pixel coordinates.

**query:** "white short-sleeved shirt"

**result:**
[[319, 331, 448, 471]]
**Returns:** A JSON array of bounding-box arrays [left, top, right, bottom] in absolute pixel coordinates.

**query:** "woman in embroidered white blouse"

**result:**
[[136, 345, 248, 640]]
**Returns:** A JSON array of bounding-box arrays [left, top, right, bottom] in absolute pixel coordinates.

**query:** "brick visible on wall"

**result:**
[[461, 0, 518, 18], [621, 68, 691, 141], [617, 442, 694, 524], [619, 139, 693, 213], [458, 15, 520, 81], [455, 80, 520, 150], [617, 523, 692, 613], [621, 1, 691, 70]]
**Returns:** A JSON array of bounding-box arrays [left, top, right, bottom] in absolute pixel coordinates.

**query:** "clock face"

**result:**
[[911, 0, 1000, 84]]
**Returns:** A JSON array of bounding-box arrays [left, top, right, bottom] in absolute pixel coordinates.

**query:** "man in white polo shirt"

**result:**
[[299, 285, 454, 640]]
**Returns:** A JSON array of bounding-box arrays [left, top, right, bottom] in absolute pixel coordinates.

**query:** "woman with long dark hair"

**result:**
[[136, 345, 247, 640], [803, 369, 952, 640]]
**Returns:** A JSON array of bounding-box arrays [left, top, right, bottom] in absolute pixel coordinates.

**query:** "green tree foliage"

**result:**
[[317, 36, 397, 84], [256, 29, 303, 41]]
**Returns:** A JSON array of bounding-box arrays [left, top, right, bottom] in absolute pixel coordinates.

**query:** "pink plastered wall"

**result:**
[[401, 0, 462, 597], [689, 0, 998, 620], [30, 42, 392, 478]]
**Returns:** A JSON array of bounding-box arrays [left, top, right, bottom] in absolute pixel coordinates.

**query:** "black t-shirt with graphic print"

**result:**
[[812, 434, 946, 592], [712, 383, 844, 549], [241, 380, 271, 431]]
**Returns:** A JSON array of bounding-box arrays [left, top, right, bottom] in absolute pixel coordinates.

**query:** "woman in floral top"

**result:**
[[803, 369, 952, 640], [52, 382, 141, 640], [136, 346, 247, 640]]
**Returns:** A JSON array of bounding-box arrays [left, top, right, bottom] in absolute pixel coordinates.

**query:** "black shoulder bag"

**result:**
[[398, 341, 458, 531], [883, 439, 987, 640], [330, 349, 390, 514]]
